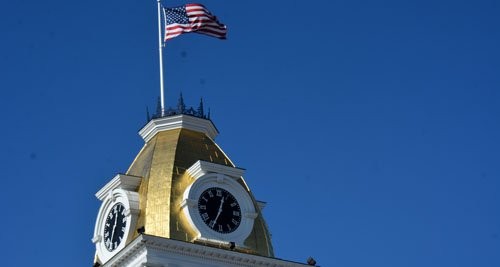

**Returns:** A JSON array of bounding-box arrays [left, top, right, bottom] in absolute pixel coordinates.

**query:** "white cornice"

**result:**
[[139, 115, 219, 143], [186, 160, 245, 180], [95, 174, 142, 201], [104, 234, 310, 267]]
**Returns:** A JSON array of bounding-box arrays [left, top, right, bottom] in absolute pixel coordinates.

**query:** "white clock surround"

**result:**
[[180, 161, 257, 247], [92, 174, 141, 264]]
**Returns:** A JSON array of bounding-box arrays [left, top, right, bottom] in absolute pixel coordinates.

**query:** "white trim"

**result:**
[[95, 174, 142, 201], [139, 115, 219, 142], [103, 234, 309, 267], [186, 160, 245, 180]]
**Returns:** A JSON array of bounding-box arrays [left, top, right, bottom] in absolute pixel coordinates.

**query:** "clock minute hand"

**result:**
[[213, 196, 225, 225], [110, 211, 118, 242]]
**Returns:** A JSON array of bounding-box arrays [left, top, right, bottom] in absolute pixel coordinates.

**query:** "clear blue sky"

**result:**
[[0, 1, 499, 266]]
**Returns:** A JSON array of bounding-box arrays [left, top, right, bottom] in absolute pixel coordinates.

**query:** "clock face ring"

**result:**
[[180, 172, 257, 245], [103, 202, 127, 252], [197, 187, 241, 234]]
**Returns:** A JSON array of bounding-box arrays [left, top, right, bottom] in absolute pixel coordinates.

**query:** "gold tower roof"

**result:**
[[125, 115, 274, 257]]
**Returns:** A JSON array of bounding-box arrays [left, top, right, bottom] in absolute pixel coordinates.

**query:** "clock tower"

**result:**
[[92, 99, 311, 266]]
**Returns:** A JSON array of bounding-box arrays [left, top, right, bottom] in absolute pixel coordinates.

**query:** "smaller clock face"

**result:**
[[103, 202, 127, 252], [198, 187, 242, 234]]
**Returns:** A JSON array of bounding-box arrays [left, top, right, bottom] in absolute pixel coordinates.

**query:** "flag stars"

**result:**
[[165, 7, 189, 24]]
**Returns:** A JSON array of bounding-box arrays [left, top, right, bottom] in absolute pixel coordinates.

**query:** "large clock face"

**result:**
[[198, 187, 242, 234], [103, 202, 127, 252]]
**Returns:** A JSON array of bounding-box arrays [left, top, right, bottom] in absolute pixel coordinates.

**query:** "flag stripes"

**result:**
[[163, 3, 227, 41]]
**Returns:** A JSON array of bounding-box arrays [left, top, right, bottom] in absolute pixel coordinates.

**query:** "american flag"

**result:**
[[163, 3, 227, 41]]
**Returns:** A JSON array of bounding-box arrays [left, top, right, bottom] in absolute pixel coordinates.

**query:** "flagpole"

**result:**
[[157, 0, 165, 116]]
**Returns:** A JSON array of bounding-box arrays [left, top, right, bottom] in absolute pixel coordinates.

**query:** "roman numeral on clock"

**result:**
[[197, 187, 242, 234]]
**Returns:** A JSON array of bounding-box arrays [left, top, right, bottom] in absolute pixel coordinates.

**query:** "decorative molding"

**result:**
[[95, 174, 142, 201], [186, 160, 245, 180], [92, 235, 102, 243], [103, 234, 309, 267], [244, 212, 258, 219], [180, 199, 196, 209], [138, 115, 219, 143]]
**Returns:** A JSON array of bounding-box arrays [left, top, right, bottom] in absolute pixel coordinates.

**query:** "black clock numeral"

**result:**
[[197, 187, 242, 234], [103, 203, 127, 252]]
